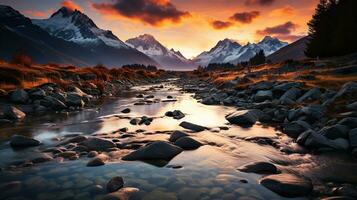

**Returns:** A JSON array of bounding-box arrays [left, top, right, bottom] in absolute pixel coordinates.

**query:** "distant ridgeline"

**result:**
[[306, 0, 357, 58]]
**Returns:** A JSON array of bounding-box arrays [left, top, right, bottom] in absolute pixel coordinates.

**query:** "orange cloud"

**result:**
[[256, 21, 302, 42], [23, 9, 53, 18], [61, 0, 82, 11], [270, 6, 295, 17], [211, 20, 233, 30], [92, 0, 190, 26], [230, 11, 260, 24]]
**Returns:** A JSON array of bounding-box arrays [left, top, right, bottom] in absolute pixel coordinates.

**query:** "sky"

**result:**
[[2, 0, 319, 58]]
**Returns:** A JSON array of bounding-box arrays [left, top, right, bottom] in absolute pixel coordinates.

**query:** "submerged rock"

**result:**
[[81, 137, 116, 151], [174, 136, 202, 150], [121, 108, 131, 113], [238, 162, 278, 174], [225, 110, 258, 126], [179, 121, 206, 132], [100, 187, 139, 200], [260, 173, 313, 197], [10, 135, 40, 147], [122, 141, 182, 161], [3, 106, 26, 120], [106, 177, 124, 192]]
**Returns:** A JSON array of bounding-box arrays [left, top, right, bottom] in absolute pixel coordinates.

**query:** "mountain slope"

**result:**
[[267, 36, 308, 63], [126, 34, 192, 70], [193, 36, 288, 66], [0, 5, 158, 67]]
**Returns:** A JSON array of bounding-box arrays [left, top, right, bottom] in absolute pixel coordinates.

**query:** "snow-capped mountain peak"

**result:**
[[32, 7, 129, 49], [193, 36, 288, 66]]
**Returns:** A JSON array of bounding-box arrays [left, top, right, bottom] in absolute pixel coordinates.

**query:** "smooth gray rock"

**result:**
[[238, 161, 278, 174], [274, 82, 303, 92], [10, 89, 29, 104], [3, 105, 26, 120], [29, 88, 46, 99], [346, 102, 357, 111], [349, 128, 357, 148], [255, 90, 273, 102], [31, 153, 53, 163], [87, 157, 105, 167], [280, 88, 301, 101], [10, 135, 40, 147], [121, 108, 131, 113], [179, 121, 206, 132], [226, 110, 258, 126], [260, 173, 313, 197], [297, 88, 322, 103], [66, 92, 84, 107], [283, 120, 311, 138], [42, 96, 67, 110], [174, 136, 202, 150], [106, 177, 124, 192], [169, 131, 189, 142], [319, 124, 349, 139], [81, 137, 116, 151], [338, 117, 357, 129], [122, 141, 182, 161], [324, 82, 357, 106]]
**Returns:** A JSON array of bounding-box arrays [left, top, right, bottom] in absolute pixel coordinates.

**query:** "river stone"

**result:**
[[174, 136, 202, 150], [87, 151, 98, 158], [169, 131, 189, 142], [129, 118, 140, 125], [87, 157, 105, 167], [297, 87, 322, 103], [42, 96, 67, 110], [172, 110, 185, 120], [349, 128, 357, 148], [31, 153, 53, 163], [81, 137, 116, 151], [280, 88, 301, 101], [121, 108, 131, 113], [10, 89, 29, 104], [29, 88, 46, 99], [274, 82, 303, 92], [107, 177, 124, 192], [100, 187, 139, 200], [122, 141, 183, 161], [225, 110, 258, 126], [260, 173, 313, 197], [283, 121, 311, 138], [3, 105, 26, 120], [319, 124, 349, 139], [324, 82, 357, 106], [338, 117, 357, 129], [255, 90, 273, 102], [58, 151, 77, 158], [66, 92, 84, 107], [346, 102, 357, 111], [296, 130, 315, 145], [238, 162, 278, 174], [179, 121, 206, 132], [10, 135, 40, 147]]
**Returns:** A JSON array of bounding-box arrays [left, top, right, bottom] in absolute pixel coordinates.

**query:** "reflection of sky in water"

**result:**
[[1, 82, 357, 199]]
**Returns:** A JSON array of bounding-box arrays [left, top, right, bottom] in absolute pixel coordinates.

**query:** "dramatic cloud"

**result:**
[[270, 6, 295, 17], [256, 21, 301, 41], [245, 0, 275, 6], [230, 11, 260, 24], [23, 9, 53, 18], [211, 20, 233, 30], [256, 21, 298, 35], [92, 0, 190, 26], [61, 0, 82, 11]]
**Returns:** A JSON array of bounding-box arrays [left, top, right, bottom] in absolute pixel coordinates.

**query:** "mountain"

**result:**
[[193, 36, 288, 66], [126, 34, 192, 70], [0, 5, 158, 67], [267, 36, 308, 63]]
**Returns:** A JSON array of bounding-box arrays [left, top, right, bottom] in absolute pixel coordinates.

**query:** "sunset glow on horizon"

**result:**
[[4, 0, 319, 58]]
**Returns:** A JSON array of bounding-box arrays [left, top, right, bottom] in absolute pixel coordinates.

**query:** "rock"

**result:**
[[100, 187, 139, 200], [69, 86, 87, 96], [0, 88, 8, 97], [274, 82, 303, 92], [174, 136, 202, 150], [66, 92, 84, 107], [324, 82, 357, 106], [252, 81, 274, 90], [255, 90, 273, 102], [338, 117, 357, 129], [31, 153, 53, 163], [304, 132, 348, 150], [297, 87, 322, 103], [169, 131, 189, 142], [122, 141, 182, 161], [136, 94, 144, 98], [346, 102, 357, 111], [87, 151, 98, 158], [167, 95, 173, 99], [321, 196, 355, 200], [51, 92, 66, 103], [87, 157, 105, 167], [129, 118, 140, 125], [226, 110, 258, 126], [121, 108, 131, 113], [3, 105, 26, 120], [172, 110, 185, 120], [349, 128, 357, 148], [107, 177, 124, 192], [58, 151, 77, 158], [283, 121, 311, 138], [10, 89, 29, 104], [179, 121, 206, 132], [238, 162, 278, 174], [296, 130, 315, 145], [201, 97, 218, 105], [260, 173, 313, 197], [29, 88, 46, 99], [81, 137, 116, 151], [0, 181, 21, 197], [300, 105, 325, 122], [319, 124, 349, 140], [10, 135, 40, 147], [279, 88, 301, 102], [42, 96, 67, 110]]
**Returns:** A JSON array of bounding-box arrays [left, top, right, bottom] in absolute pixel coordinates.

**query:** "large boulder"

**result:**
[[179, 121, 206, 132], [260, 173, 313, 197], [81, 137, 116, 151], [238, 161, 278, 174], [106, 177, 124, 193], [42, 96, 67, 110], [279, 88, 301, 102], [274, 82, 303, 92], [174, 136, 202, 150], [3, 105, 26, 120], [304, 131, 349, 150], [283, 121, 311, 138], [169, 131, 189, 142], [319, 124, 349, 140], [122, 141, 182, 161], [29, 88, 46, 99], [324, 82, 357, 106], [66, 92, 85, 107], [255, 90, 273, 102], [349, 128, 357, 148], [10, 89, 29, 104], [338, 117, 357, 129], [225, 110, 258, 126], [10, 135, 41, 147], [297, 88, 322, 103]]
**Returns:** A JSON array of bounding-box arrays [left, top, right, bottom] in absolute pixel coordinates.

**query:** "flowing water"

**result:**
[[1, 80, 357, 200]]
